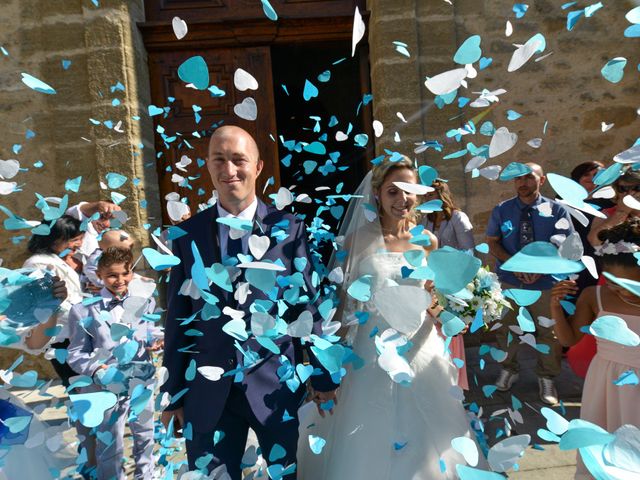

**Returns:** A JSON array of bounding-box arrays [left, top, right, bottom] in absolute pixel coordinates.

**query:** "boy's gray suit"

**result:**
[[67, 290, 160, 480]]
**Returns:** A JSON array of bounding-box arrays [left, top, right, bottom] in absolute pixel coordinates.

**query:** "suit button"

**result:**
[[228, 359, 234, 365]]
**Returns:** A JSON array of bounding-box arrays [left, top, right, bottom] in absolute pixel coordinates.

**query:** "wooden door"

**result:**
[[147, 46, 279, 223]]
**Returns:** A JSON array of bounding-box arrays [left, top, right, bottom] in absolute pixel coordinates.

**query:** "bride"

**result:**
[[297, 157, 487, 479]]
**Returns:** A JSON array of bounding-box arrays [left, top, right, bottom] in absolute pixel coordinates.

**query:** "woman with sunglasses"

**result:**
[[587, 169, 640, 248]]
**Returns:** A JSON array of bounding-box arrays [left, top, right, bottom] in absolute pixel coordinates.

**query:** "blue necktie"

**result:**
[[227, 234, 243, 260], [519, 206, 535, 247]]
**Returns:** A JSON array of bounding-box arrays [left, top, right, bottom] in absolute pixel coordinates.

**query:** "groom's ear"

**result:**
[[256, 158, 264, 177]]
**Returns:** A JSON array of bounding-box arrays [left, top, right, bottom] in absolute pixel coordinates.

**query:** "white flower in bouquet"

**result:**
[[438, 266, 509, 329]]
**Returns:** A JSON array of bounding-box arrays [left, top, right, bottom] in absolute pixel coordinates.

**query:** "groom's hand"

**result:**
[[312, 389, 338, 418], [161, 407, 184, 437]]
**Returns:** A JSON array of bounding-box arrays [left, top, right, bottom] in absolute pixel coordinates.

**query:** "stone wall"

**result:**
[[0, 0, 159, 374], [367, 0, 639, 239]]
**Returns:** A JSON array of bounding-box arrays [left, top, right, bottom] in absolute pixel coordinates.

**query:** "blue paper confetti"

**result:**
[[20, 73, 56, 94], [453, 35, 482, 65], [601, 57, 627, 84], [177, 55, 209, 90]]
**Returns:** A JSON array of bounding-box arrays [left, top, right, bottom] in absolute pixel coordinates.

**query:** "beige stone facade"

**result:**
[[0, 0, 159, 266], [368, 0, 640, 237], [0, 0, 158, 374]]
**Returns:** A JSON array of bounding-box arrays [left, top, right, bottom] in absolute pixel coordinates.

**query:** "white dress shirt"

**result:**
[[216, 197, 258, 258]]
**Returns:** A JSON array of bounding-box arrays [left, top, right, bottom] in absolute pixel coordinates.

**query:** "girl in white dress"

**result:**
[[297, 157, 487, 479]]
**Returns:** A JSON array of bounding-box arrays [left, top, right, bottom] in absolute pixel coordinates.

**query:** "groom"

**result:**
[[160, 125, 338, 478]]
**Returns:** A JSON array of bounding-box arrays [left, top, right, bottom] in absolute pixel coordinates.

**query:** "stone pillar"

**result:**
[[0, 0, 159, 375]]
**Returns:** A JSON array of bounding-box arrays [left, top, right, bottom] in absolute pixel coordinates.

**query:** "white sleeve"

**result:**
[[4, 326, 50, 356], [65, 202, 89, 221]]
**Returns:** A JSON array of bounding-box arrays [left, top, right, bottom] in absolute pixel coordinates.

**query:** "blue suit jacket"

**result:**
[[162, 199, 336, 433]]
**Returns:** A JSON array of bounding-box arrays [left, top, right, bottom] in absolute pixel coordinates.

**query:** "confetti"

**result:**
[[601, 57, 627, 84], [233, 97, 258, 121], [453, 35, 482, 65], [234, 68, 259, 91], [589, 315, 640, 347], [177, 55, 209, 90], [20, 73, 56, 94], [172, 16, 188, 39], [261, 0, 278, 21]]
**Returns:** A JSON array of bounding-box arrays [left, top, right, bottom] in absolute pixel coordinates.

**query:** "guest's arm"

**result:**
[[485, 206, 511, 262], [452, 210, 475, 250], [66, 201, 121, 221], [550, 281, 595, 347], [24, 315, 58, 350], [66, 306, 102, 377], [487, 236, 511, 262]]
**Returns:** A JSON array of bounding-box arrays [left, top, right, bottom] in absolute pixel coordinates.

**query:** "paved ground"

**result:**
[[465, 344, 584, 479], [16, 344, 584, 479]]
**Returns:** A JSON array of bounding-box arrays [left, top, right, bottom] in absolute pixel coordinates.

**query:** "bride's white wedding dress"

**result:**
[[297, 252, 486, 479]]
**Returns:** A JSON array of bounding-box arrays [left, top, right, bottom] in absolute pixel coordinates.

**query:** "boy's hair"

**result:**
[[97, 246, 134, 271]]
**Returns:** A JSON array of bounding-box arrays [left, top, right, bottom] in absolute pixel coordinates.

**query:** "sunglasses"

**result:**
[[615, 184, 640, 194]]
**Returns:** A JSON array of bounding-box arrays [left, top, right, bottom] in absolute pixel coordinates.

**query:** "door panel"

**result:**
[[148, 47, 279, 223]]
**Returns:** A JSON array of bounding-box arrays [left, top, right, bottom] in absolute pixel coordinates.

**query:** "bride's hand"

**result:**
[[311, 388, 338, 418]]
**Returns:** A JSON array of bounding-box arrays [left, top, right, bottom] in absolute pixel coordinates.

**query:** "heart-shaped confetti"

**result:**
[[453, 35, 482, 65], [601, 57, 627, 84], [21, 73, 56, 94], [172, 16, 188, 40], [142, 247, 181, 270], [303, 80, 319, 101], [234, 68, 259, 91], [0, 159, 20, 180], [69, 391, 118, 428], [248, 234, 269, 260], [177, 55, 209, 90], [233, 97, 258, 121], [589, 315, 640, 346], [489, 127, 518, 158], [424, 68, 467, 95], [197, 366, 224, 381]]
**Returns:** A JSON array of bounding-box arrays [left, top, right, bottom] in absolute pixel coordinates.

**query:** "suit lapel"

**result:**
[[204, 206, 221, 266], [253, 199, 272, 238]]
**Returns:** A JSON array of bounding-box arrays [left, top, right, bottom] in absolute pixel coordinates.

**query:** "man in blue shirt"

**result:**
[[486, 163, 574, 405]]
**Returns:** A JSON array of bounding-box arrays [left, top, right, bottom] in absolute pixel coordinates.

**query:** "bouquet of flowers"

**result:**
[[435, 266, 510, 327]]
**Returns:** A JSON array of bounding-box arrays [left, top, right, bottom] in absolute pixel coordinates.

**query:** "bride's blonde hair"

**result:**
[[371, 155, 419, 227]]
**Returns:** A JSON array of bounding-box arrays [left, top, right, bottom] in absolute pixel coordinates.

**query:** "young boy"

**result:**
[[67, 247, 163, 480], [82, 229, 134, 292]]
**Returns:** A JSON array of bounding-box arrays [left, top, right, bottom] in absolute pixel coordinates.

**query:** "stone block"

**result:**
[[19, 0, 83, 20], [416, 19, 457, 49], [370, 63, 422, 104], [368, 0, 418, 17], [19, 21, 86, 58], [582, 106, 638, 130], [85, 15, 126, 49]]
